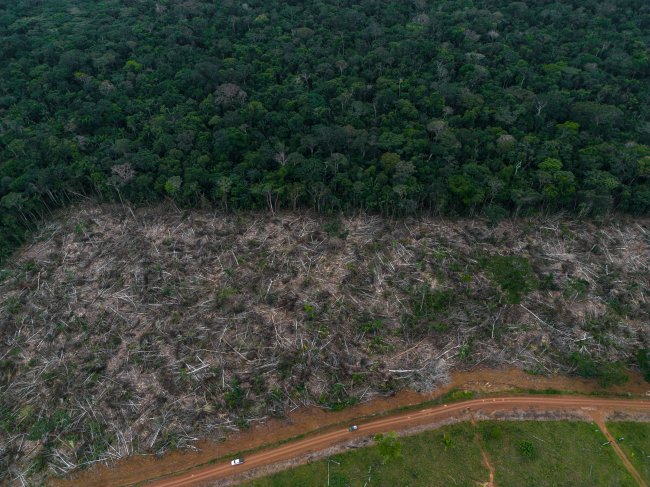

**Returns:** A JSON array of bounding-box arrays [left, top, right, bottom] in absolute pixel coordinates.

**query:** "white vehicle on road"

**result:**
[[231, 458, 244, 466]]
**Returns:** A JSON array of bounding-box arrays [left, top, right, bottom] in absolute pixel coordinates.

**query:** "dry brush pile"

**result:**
[[0, 206, 649, 484]]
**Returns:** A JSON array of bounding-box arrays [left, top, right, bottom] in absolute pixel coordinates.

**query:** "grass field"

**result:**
[[245, 421, 640, 487], [607, 422, 650, 483], [479, 421, 635, 487], [246, 422, 487, 487]]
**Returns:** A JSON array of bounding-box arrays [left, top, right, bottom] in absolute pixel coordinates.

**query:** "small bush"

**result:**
[[485, 255, 536, 304], [569, 353, 629, 387], [570, 352, 600, 378], [597, 362, 629, 387], [357, 317, 384, 335], [401, 286, 455, 338], [214, 287, 237, 308], [369, 336, 394, 354], [27, 410, 70, 441], [442, 389, 474, 403], [564, 278, 590, 299], [484, 424, 503, 441], [637, 349, 650, 382], [374, 432, 402, 463], [0, 404, 17, 434], [458, 343, 472, 360], [0, 269, 10, 283], [224, 379, 248, 410], [323, 219, 348, 239], [303, 303, 316, 320], [442, 433, 453, 449], [519, 440, 535, 458]]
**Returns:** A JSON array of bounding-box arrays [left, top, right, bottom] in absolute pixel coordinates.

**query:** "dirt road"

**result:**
[[147, 396, 650, 487], [59, 368, 650, 487]]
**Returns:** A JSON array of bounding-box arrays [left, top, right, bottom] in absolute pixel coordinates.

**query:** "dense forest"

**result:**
[[1, 0, 650, 260]]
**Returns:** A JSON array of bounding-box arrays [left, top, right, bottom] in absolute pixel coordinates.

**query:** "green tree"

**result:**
[[536, 158, 576, 205]]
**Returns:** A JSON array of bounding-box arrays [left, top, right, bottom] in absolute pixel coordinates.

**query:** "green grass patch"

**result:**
[[400, 285, 455, 338], [440, 388, 475, 403], [483, 255, 536, 304], [480, 421, 636, 486], [245, 421, 640, 486], [525, 388, 563, 395], [606, 422, 650, 483], [246, 422, 486, 487]]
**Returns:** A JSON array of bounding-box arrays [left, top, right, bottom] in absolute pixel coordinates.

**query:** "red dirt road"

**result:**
[[147, 396, 650, 487]]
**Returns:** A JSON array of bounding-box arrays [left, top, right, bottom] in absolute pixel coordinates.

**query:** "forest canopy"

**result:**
[[1, 0, 650, 259]]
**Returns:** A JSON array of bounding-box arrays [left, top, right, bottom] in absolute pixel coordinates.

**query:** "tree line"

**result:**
[[1, 0, 650, 260]]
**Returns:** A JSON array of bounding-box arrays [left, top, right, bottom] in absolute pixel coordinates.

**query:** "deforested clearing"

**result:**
[[1, 206, 649, 483]]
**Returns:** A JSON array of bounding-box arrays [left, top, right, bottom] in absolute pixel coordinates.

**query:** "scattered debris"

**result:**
[[0, 206, 648, 483]]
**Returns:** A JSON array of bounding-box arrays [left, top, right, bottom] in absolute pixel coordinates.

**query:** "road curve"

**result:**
[[147, 396, 650, 487]]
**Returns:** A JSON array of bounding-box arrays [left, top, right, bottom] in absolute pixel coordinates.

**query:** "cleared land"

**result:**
[[247, 420, 639, 487], [1, 206, 649, 484]]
